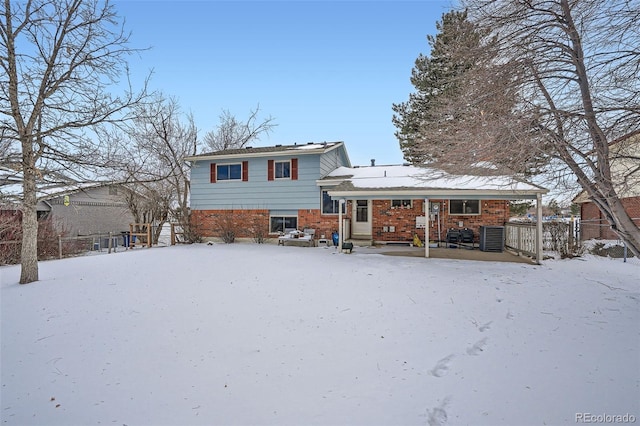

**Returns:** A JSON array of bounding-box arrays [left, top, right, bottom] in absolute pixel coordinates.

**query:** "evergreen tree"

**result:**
[[392, 10, 483, 164]]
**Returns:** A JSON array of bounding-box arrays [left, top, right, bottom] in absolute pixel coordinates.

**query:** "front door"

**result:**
[[351, 199, 371, 237]]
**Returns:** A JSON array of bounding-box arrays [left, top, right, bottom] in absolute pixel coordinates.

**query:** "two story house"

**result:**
[[186, 142, 352, 241], [186, 141, 548, 262]]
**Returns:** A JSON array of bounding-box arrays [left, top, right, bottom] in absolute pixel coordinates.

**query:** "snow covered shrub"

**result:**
[[247, 213, 270, 244], [545, 221, 582, 258]]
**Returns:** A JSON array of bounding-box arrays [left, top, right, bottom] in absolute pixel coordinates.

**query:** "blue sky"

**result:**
[[114, 0, 454, 166]]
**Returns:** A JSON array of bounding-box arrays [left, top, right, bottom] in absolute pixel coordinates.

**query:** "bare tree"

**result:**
[[1, 0, 149, 283], [415, 0, 640, 256], [118, 94, 198, 243], [203, 105, 277, 151]]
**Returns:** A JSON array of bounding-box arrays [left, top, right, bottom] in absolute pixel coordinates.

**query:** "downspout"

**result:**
[[536, 193, 543, 264]]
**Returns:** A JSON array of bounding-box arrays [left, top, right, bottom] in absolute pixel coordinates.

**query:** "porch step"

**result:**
[[346, 238, 373, 247]]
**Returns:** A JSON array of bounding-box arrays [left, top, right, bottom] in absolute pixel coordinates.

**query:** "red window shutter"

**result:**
[[242, 161, 249, 181], [268, 160, 274, 181], [291, 158, 298, 180], [210, 163, 216, 183]]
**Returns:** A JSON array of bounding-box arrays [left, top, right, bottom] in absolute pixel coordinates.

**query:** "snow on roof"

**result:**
[[324, 164, 545, 192], [0, 180, 115, 202]]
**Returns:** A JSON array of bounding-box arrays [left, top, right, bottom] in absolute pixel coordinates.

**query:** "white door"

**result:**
[[351, 199, 371, 236]]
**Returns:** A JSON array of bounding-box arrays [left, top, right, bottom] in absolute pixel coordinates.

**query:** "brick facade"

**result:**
[[580, 196, 640, 240], [371, 199, 509, 244], [192, 198, 511, 245], [191, 208, 349, 242], [191, 209, 270, 239]]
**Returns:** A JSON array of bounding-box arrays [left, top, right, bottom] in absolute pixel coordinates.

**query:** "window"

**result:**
[[449, 199, 480, 215], [211, 162, 248, 182], [217, 163, 242, 181], [391, 199, 412, 208], [356, 200, 368, 222], [108, 186, 118, 195], [274, 161, 291, 179], [270, 216, 298, 233], [322, 190, 345, 214], [268, 158, 298, 181]]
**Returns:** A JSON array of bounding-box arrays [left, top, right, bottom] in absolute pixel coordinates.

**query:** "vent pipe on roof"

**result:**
[[371, 159, 375, 166]]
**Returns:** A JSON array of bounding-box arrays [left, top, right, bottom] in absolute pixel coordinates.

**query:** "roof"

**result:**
[[0, 179, 121, 204], [319, 164, 548, 200], [184, 141, 348, 162]]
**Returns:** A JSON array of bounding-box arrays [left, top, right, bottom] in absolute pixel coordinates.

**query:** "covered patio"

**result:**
[[322, 164, 548, 264]]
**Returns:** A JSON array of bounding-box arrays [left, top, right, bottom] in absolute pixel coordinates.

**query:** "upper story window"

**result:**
[[210, 161, 248, 183], [217, 164, 242, 180], [449, 199, 480, 215], [274, 160, 291, 179], [268, 158, 298, 181]]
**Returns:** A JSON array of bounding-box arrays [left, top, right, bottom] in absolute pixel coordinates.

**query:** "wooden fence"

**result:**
[[505, 220, 579, 257]]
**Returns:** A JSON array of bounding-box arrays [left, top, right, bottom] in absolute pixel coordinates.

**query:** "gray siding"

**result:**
[[190, 144, 351, 211], [47, 186, 134, 235], [319, 148, 349, 177], [190, 155, 322, 210]]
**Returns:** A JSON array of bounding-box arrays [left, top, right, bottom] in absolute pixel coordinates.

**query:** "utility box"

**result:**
[[479, 226, 505, 252]]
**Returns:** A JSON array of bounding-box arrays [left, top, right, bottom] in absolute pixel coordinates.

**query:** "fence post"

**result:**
[[171, 223, 175, 246], [147, 225, 151, 248], [108, 231, 113, 254], [568, 217, 574, 251], [58, 235, 62, 259]]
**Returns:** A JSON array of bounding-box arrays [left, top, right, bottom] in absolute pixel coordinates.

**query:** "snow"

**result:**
[[1, 243, 638, 425], [327, 165, 542, 191]]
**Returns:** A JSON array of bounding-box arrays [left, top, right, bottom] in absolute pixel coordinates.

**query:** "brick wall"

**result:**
[[191, 208, 350, 241], [371, 199, 427, 242], [580, 196, 640, 240], [298, 208, 351, 241], [191, 209, 270, 239], [192, 198, 512, 244], [371, 199, 510, 243]]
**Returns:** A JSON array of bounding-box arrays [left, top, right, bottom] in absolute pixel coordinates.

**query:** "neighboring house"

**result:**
[[186, 142, 548, 260], [0, 167, 136, 236], [573, 137, 640, 240]]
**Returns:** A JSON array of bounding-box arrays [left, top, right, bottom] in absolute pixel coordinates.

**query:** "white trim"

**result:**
[[327, 189, 545, 200], [274, 159, 292, 180]]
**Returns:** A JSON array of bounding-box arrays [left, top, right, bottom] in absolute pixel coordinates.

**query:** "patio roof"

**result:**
[[319, 164, 547, 200], [319, 164, 547, 264]]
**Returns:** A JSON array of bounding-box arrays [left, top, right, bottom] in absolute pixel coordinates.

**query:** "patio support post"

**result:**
[[536, 193, 543, 264], [338, 199, 345, 252], [424, 198, 430, 258]]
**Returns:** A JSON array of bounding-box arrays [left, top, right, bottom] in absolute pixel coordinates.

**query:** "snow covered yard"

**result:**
[[1, 243, 638, 426]]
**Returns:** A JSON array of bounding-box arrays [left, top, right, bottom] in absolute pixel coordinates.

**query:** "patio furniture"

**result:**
[[277, 228, 316, 247], [446, 228, 461, 248]]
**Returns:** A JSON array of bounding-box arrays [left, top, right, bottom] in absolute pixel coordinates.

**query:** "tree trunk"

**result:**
[[20, 155, 39, 284]]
